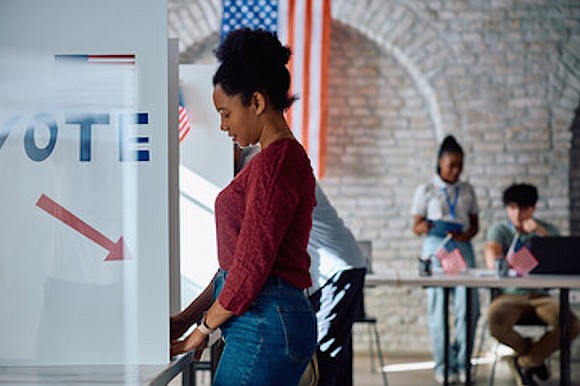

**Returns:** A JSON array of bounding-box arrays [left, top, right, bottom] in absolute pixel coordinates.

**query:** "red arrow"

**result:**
[[36, 194, 131, 261]]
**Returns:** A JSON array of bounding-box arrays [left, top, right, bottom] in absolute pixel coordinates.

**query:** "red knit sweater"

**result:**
[[215, 139, 316, 315]]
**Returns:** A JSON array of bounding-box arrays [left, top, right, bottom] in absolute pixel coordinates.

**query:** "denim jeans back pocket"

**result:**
[[276, 305, 316, 362]]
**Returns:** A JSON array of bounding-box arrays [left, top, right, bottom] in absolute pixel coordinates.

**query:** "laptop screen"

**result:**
[[529, 236, 580, 275]]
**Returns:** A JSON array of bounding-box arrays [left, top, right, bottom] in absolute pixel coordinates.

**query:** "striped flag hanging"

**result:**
[[506, 235, 538, 276], [178, 92, 191, 142], [434, 235, 467, 274], [220, 0, 331, 178]]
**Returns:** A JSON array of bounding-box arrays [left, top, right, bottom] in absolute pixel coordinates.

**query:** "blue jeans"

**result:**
[[423, 236, 480, 376], [212, 270, 317, 386]]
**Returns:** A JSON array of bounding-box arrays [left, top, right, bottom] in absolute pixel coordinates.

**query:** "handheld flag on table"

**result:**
[[434, 235, 467, 274], [220, 0, 331, 178], [178, 92, 191, 143], [506, 235, 538, 276]]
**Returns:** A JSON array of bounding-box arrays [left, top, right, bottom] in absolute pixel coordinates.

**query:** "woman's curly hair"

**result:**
[[213, 28, 296, 111]]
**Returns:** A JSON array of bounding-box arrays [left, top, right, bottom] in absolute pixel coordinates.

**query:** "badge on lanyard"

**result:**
[[442, 186, 460, 219]]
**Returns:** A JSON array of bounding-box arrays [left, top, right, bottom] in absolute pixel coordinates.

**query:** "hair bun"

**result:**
[[216, 28, 290, 69]]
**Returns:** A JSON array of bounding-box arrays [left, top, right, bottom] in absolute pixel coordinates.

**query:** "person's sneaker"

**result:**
[[434, 372, 458, 384], [458, 369, 468, 383], [529, 361, 550, 381], [508, 356, 538, 386]]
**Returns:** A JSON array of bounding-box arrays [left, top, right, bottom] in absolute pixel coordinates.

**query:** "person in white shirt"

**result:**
[[411, 135, 480, 384]]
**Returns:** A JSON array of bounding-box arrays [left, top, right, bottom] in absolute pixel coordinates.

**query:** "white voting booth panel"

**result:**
[[0, 0, 169, 365], [178, 65, 233, 307]]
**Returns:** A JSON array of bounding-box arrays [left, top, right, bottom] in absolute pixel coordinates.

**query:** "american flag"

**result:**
[[178, 92, 191, 142], [220, 0, 331, 178], [434, 236, 467, 274], [506, 235, 538, 276]]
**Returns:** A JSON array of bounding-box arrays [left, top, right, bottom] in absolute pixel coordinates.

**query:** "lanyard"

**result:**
[[442, 185, 460, 219]]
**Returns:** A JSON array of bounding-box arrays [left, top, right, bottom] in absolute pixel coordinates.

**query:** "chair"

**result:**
[[482, 289, 549, 386], [354, 240, 388, 386]]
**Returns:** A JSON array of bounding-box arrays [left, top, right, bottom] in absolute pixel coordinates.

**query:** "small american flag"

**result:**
[[434, 236, 467, 274], [506, 236, 538, 276], [178, 93, 191, 143]]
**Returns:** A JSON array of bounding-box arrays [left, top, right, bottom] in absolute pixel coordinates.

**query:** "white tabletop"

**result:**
[[366, 268, 580, 289]]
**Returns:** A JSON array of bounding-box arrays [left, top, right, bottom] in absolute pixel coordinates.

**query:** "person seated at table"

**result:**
[[411, 135, 480, 384], [485, 183, 580, 386]]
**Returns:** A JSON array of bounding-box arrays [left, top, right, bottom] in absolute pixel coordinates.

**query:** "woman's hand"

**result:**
[[170, 314, 191, 341], [169, 277, 216, 340], [450, 231, 470, 243], [170, 328, 209, 360], [451, 213, 478, 243], [413, 215, 432, 236]]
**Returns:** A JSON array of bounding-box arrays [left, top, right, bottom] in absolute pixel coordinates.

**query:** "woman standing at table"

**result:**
[[411, 135, 480, 384], [170, 28, 317, 385]]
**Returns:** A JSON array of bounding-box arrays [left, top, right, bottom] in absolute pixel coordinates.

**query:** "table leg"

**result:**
[[465, 287, 472, 386], [559, 288, 570, 386], [443, 287, 450, 386], [182, 358, 194, 386]]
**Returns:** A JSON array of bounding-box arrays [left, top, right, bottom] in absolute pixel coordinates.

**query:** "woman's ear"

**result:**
[[252, 91, 266, 115]]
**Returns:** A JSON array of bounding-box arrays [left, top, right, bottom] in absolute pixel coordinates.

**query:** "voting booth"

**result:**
[[178, 64, 232, 308], [0, 0, 170, 365]]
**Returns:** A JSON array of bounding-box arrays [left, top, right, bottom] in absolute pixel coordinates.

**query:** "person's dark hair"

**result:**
[[213, 28, 296, 111], [436, 135, 464, 174], [502, 183, 538, 208]]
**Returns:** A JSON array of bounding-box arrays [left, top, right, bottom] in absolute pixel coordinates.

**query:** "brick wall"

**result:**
[[169, 0, 580, 354]]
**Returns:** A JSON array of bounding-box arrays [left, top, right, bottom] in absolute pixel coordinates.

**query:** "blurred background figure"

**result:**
[[485, 183, 580, 386], [411, 135, 480, 384]]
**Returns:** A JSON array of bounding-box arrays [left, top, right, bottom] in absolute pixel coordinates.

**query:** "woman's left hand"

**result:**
[[450, 231, 470, 243], [170, 328, 208, 360]]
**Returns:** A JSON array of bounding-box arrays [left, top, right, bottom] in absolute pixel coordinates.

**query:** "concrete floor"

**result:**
[[182, 349, 580, 385], [353, 351, 580, 386]]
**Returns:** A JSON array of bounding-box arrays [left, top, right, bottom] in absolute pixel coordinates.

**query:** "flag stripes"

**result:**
[[506, 236, 538, 276], [220, 0, 330, 178], [178, 93, 191, 143], [55, 54, 136, 65], [434, 236, 467, 274]]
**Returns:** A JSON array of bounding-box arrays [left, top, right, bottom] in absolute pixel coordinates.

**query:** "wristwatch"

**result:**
[[197, 315, 215, 335]]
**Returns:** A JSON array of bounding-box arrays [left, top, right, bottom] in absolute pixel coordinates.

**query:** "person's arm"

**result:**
[[522, 218, 550, 236], [218, 143, 313, 315], [453, 213, 479, 242], [413, 214, 432, 236], [170, 274, 216, 340], [484, 241, 504, 269], [170, 299, 234, 358]]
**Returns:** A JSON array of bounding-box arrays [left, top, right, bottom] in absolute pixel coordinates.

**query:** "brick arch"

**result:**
[[169, 0, 464, 143], [554, 39, 580, 234], [332, 0, 464, 143]]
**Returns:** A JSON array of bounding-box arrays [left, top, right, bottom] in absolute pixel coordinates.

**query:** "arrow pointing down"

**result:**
[[36, 194, 131, 261]]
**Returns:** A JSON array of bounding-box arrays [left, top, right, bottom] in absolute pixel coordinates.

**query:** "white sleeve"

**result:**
[[411, 184, 427, 216]]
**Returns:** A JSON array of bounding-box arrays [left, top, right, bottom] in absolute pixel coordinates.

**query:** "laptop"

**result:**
[[529, 236, 580, 275]]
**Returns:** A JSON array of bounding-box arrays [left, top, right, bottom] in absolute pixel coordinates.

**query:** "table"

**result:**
[[0, 352, 195, 386], [366, 268, 580, 386]]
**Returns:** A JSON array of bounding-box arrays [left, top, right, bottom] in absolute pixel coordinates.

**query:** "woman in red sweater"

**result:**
[[170, 28, 317, 385]]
